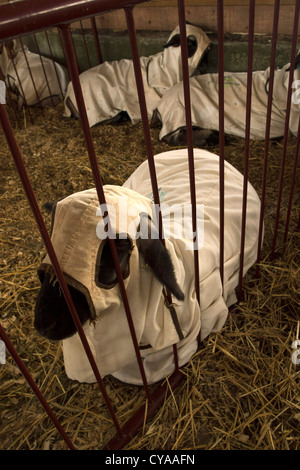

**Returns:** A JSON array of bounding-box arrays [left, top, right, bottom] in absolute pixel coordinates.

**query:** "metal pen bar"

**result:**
[[271, 0, 300, 256], [0, 101, 123, 438], [124, 7, 180, 371], [80, 20, 92, 69], [0, 323, 76, 450], [238, 0, 255, 301], [44, 30, 65, 99], [8, 44, 34, 124], [59, 24, 153, 399], [90, 17, 103, 64], [104, 369, 185, 450], [177, 0, 200, 305], [283, 115, 300, 243], [33, 33, 55, 107], [19, 38, 44, 113], [256, 0, 280, 277], [217, 0, 225, 289], [0, 0, 151, 41]]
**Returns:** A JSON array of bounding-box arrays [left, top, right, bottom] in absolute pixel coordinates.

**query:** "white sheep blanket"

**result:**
[[40, 149, 261, 385], [63, 24, 211, 127], [0, 39, 67, 107], [155, 63, 300, 141]]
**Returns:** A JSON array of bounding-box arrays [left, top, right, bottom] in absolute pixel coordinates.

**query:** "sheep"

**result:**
[[34, 148, 261, 385], [0, 39, 67, 109], [63, 24, 211, 127], [151, 54, 300, 146]]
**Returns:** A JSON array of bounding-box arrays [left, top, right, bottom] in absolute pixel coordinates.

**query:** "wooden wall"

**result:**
[[86, 0, 298, 36]]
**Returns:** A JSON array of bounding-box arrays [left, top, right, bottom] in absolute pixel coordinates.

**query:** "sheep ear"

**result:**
[[96, 237, 132, 288], [164, 33, 180, 49], [136, 213, 184, 301], [5, 40, 15, 60], [187, 35, 198, 58], [286, 52, 300, 71], [43, 201, 57, 214]]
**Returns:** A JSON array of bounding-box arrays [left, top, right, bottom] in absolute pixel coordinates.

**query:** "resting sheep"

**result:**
[[0, 39, 67, 109], [34, 149, 261, 385], [63, 24, 211, 127], [152, 55, 300, 146]]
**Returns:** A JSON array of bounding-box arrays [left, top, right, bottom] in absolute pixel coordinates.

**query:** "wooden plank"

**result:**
[[91, 4, 298, 35], [139, 0, 296, 5]]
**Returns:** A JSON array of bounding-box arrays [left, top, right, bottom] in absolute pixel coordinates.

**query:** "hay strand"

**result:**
[[0, 102, 299, 450]]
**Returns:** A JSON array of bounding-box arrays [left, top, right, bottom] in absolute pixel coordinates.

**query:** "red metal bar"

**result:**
[[44, 30, 65, 99], [256, 0, 280, 277], [271, 0, 300, 256], [33, 33, 56, 107], [217, 0, 225, 289], [237, 0, 255, 301], [8, 45, 34, 124], [124, 8, 160, 214], [177, 0, 200, 306], [20, 38, 44, 113], [90, 17, 103, 64], [125, 6, 180, 372], [0, 323, 76, 450], [104, 369, 185, 450], [283, 116, 300, 242], [0, 0, 151, 41], [59, 24, 153, 399], [0, 101, 123, 439], [80, 20, 92, 69]]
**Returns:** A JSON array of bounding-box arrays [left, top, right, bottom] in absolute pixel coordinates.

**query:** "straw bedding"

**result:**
[[0, 100, 299, 450]]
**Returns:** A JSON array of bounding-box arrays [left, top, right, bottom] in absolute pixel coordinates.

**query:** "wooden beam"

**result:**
[[91, 3, 299, 35]]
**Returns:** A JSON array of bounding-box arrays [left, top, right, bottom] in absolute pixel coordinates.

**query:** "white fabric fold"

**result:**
[[40, 149, 261, 385]]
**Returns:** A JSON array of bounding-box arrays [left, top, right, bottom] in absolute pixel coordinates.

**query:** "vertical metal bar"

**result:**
[[104, 368, 185, 450], [0, 101, 123, 438], [91, 17, 103, 64], [45, 30, 65, 99], [0, 323, 76, 450], [19, 38, 44, 114], [124, 7, 180, 372], [80, 20, 92, 68], [59, 24, 153, 399], [33, 33, 55, 106], [217, 0, 225, 289], [271, 0, 300, 256], [283, 116, 300, 242], [297, 212, 300, 232], [177, 0, 200, 306], [238, 0, 255, 301], [124, 8, 160, 212], [256, 0, 280, 277], [8, 42, 34, 124]]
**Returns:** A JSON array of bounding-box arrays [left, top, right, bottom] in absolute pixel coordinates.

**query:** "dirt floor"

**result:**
[[0, 100, 299, 450]]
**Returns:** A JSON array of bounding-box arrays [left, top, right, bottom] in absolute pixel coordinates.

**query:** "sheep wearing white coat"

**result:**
[[34, 149, 261, 386], [0, 39, 67, 109], [152, 56, 300, 146], [63, 24, 211, 127]]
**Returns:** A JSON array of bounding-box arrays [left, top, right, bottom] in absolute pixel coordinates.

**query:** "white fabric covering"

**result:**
[[63, 25, 211, 127], [0, 39, 67, 107], [40, 149, 261, 385], [155, 64, 300, 141]]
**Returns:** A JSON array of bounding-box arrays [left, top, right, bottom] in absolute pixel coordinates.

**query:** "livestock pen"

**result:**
[[0, 0, 299, 451]]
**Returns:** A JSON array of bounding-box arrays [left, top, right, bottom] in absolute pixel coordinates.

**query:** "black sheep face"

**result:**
[[34, 213, 184, 342], [34, 272, 91, 341]]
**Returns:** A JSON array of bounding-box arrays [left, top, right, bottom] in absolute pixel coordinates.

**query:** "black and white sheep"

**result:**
[[63, 24, 211, 127], [0, 39, 67, 109], [34, 149, 261, 385], [152, 55, 300, 146]]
